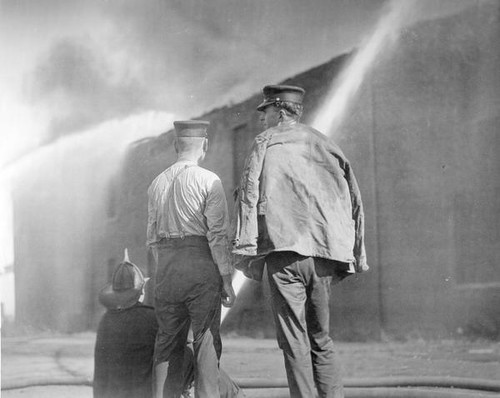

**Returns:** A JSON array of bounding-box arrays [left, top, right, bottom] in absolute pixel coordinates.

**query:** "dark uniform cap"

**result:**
[[256, 84, 306, 111], [174, 120, 210, 138]]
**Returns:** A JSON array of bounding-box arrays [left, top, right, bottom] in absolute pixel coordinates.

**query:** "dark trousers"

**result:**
[[266, 251, 344, 398], [153, 236, 222, 398], [183, 336, 246, 398]]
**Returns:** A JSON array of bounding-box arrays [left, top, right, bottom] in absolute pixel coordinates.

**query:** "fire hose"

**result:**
[[3, 376, 500, 397]]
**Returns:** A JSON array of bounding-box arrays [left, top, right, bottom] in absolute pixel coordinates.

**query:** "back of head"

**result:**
[[173, 120, 210, 155], [175, 136, 206, 153]]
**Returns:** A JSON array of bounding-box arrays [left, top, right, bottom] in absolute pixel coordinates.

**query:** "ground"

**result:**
[[2, 332, 500, 397]]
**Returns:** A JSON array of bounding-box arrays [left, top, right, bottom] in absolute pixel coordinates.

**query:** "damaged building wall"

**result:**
[[13, 1, 500, 339], [96, 2, 500, 339]]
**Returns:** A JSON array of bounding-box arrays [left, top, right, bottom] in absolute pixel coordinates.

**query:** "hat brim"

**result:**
[[98, 280, 147, 310], [256, 100, 275, 111]]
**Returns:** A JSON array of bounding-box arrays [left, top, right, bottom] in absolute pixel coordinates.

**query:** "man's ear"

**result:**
[[279, 109, 287, 120], [174, 138, 179, 154], [203, 137, 209, 153]]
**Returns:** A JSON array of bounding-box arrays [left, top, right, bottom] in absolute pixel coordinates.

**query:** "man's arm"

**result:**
[[220, 274, 235, 308], [204, 178, 235, 307], [328, 141, 368, 272], [146, 186, 158, 247], [232, 132, 271, 256], [344, 161, 369, 272]]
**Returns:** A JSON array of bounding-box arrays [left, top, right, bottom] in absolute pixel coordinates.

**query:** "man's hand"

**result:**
[[221, 274, 236, 308]]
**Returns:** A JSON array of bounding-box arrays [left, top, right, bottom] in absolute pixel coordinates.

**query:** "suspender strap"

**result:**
[[165, 164, 195, 238]]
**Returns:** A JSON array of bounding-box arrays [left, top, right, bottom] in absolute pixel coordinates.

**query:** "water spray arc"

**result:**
[[312, 0, 417, 137], [1, 112, 175, 328]]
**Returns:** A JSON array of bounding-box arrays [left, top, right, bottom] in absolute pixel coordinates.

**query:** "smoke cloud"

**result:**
[[31, 38, 152, 138], [22, 0, 474, 140]]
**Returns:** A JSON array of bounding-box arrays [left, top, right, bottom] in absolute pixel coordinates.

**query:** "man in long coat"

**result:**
[[233, 85, 369, 398]]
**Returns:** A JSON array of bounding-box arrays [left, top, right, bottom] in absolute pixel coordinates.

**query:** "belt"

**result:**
[[157, 234, 205, 243], [159, 234, 187, 242]]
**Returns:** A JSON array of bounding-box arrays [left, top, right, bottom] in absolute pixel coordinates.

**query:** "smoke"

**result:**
[[21, 0, 475, 143], [26, 2, 263, 140], [23, 0, 389, 142], [30, 38, 153, 139]]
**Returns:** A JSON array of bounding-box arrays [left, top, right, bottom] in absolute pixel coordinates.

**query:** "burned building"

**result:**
[[13, 2, 500, 339]]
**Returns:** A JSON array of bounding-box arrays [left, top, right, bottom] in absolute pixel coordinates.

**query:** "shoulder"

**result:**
[[135, 303, 155, 311], [185, 166, 224, 193], [125, 303, 156, 314], [244, 129, 276, 160], [190, 165, 221, 183], [254, 128, 276, 145], [148, 168, 171, 193], [295, 122, 327, 141], [131, 304, 158, 324], [299, 123, 348, 158]]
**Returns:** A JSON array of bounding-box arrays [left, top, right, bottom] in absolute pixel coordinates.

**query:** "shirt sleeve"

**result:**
[[204, 178, 233, 276]]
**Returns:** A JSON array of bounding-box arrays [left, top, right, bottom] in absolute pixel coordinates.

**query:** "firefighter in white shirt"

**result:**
[[147, 120, 235, 398]]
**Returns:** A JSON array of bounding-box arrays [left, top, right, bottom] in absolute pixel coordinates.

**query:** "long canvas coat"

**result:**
[[232, 121, 368, 280]]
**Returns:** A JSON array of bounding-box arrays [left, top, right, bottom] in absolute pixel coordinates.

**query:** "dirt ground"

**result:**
[[2, 332, 500, 397]]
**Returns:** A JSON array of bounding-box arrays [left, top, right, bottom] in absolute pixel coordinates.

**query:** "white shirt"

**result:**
[[147, 160, 232, 275]]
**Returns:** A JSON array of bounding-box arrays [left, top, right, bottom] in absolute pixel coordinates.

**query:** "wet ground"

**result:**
[[2, 332, 500, 397]]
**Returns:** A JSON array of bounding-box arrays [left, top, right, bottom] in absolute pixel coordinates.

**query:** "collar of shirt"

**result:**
[[278, 119, 297, 127], [174, 159, 198, 167]]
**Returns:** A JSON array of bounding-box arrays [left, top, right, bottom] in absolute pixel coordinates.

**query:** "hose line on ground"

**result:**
[[236, 376, 500, 392], [3, 376, 500, 396]]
